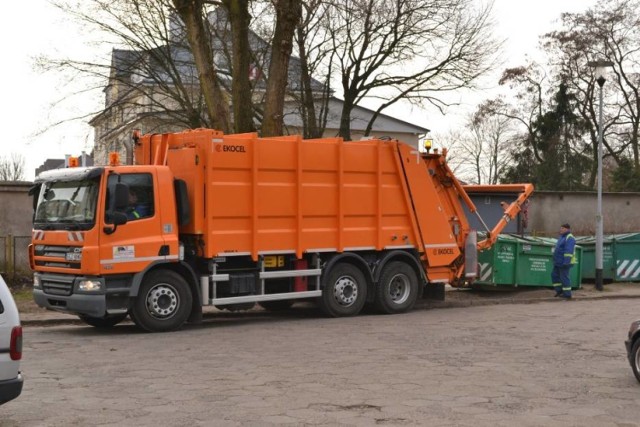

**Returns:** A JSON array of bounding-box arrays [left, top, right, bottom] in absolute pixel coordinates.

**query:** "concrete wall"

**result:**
[[528, 191, 640, 236], [0, 182, 33, 236]]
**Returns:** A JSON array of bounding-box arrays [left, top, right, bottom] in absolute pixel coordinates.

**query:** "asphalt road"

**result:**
[[1, 299, 639, 426]]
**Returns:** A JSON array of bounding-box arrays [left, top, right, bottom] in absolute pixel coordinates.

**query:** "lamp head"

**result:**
[[587, 60, 614, 87]]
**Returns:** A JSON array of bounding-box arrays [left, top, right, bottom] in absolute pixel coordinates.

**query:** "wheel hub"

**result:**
[[146, 284, 179, 319], [388, 273, 410, 304], [334, 276, 358, 306]]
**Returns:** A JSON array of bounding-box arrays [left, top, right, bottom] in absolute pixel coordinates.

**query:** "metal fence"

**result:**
[[0, 236, 32, 286]]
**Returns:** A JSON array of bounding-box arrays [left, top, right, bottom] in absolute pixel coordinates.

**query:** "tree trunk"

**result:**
[[173, 0, 230, 133], [633, 123, 640, 172], [261, 0, 302, 137], [338, 91, 355, 141], [296, 24, 319, 139], [223, 0, 255, 133]]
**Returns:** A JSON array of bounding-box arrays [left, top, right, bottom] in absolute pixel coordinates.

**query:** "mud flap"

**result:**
[[465, 230, 478, 282], [423, 283, 445, 301]]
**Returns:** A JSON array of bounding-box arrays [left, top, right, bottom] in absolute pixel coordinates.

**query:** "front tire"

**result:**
[[319, 263, 367, 317], [78, 313, 128, 328], [130, 270, 193, 332], [374, 261, 419, 314], [632, 339, 640, 383]]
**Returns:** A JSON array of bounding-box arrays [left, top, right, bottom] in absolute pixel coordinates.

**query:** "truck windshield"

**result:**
[[34, 178, 100, 230]]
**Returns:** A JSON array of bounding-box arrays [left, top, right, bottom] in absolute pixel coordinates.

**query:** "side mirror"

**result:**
[[113, 183, 129, 211], [104, 211, 128, 235], [111, 211, 128, 225], [104, 182, 129, 234]]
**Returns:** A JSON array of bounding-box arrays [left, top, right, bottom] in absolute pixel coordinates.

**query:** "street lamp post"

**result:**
[[588, 60, 613, 292]]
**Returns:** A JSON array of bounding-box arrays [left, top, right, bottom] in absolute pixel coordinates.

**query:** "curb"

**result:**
[[21, 293, 640, 327], [417, 293, 640, 310]]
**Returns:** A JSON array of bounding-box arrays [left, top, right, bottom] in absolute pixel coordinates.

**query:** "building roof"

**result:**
[[34, 155, 94, 178], [283, 97, 429, 134], [106, 10, 325, 97]]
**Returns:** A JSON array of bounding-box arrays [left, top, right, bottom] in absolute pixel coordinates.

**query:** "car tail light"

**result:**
[[10, 326, 22, 361]]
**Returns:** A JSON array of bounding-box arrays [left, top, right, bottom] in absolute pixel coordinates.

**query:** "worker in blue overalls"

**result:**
[[552, 223, 576, 300]]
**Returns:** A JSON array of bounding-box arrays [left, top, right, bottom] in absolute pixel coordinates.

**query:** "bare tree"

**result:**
[[293, 0, 334, 138], [0, 154, 26, 182], [220, 0, 256, 133], [322, 0, 500, 141], [260, 0, 302, 136], [543, 0, 639, 176], [42, 0, 220, 132], [467, 103, 515, 184], [173, 0, 231, 132], [437, 129, 479, 183], [498, 64, 548, 164], [439, 101, 514, 184]]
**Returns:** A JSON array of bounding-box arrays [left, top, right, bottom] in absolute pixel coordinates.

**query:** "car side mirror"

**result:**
[[113, 183, 129, 211]]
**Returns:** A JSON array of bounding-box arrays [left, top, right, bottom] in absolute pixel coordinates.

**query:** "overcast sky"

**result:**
[[1, 0, 599, 180]]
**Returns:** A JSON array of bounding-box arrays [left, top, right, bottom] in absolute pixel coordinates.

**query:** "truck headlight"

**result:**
[[77, 280, 103, 292], [33, 274, 42, 289]]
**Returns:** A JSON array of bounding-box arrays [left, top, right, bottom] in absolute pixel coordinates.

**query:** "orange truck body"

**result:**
[[30, 129, 532, 332]]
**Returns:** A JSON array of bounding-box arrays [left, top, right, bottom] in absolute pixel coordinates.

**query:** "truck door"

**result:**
[[99, 172, 169, 275]]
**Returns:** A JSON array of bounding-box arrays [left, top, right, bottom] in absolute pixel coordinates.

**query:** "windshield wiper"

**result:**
[[34, 223, 56, 230], [57, 219, 90, 230]]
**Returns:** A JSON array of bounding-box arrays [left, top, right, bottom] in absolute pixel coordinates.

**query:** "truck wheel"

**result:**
[[258, 300, 294, 311], [375, 261, 419, 314], [78, 313, 128, 328], [130, 270, 192, 332], [632, 339, 640, 383], [319, 263, 367, 317]]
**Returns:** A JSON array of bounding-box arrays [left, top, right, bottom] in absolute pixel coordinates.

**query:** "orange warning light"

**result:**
[[109, 152, 120, 166]]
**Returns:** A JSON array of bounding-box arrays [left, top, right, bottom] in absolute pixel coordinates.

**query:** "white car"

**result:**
[[0, 275, 23, 404]]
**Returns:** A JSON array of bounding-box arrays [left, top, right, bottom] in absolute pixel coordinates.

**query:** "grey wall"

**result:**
[[464, 190, 640, 237], [528, 191, 640, 236], [0, 182, 33, 236]]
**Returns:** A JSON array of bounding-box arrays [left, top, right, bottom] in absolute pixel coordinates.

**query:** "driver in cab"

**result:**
[[126, 189, 149, 220]]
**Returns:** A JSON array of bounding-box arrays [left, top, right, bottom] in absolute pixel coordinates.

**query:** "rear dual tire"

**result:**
[[319, 263, 367, 317], [374, 261, 419, 314]]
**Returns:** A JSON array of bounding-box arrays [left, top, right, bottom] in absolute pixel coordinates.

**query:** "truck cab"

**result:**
[[30, 165, 191, 329]]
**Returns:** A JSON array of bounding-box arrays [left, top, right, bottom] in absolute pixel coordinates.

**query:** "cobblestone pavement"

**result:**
[[2, 298, 640, 426]]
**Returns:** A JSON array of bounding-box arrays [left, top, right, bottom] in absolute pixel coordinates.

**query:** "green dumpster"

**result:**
[[477, 234, 582, 289], [577, 233, 640, 282]]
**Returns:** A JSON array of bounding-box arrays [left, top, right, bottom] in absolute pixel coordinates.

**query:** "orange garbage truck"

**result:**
[[30, 129, 533, 332]]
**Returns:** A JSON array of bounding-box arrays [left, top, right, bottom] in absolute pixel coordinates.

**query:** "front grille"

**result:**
[[42, 275, 75, 296], [35, 261, 81, 269], [34, 245, 81, 271]]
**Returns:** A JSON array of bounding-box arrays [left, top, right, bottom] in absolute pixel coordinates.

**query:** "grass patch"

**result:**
[[10, 287, 33, 302]]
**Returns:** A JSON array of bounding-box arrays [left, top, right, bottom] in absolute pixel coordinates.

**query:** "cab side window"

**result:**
[[107, 173, 154, 221]]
